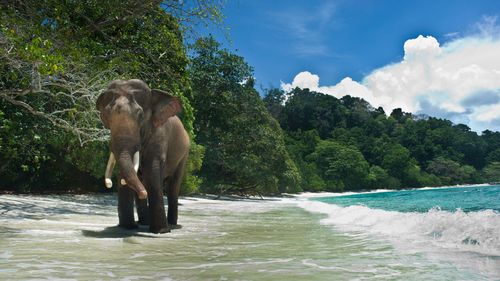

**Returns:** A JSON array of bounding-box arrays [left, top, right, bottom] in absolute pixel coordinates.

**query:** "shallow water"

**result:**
[[0, 193, 495, 280]]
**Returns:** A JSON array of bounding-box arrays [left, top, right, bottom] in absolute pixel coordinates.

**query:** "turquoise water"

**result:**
[[313, 184, 500, 212], [298, 185, 500, 279]]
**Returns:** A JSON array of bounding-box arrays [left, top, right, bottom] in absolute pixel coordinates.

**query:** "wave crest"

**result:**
[[297, 200, 500, 256]]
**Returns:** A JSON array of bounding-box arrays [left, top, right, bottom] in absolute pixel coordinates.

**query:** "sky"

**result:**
[[206, 0, 500, 133]]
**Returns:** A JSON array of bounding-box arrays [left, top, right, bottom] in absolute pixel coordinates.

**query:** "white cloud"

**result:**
[[475, 104, 500, 122], [403, 35, 441, 61], [281, 23, 500, 133], [280, 71, 384, 107]]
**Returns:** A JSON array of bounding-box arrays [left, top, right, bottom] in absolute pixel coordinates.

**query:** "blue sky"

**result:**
[[204, 0, 500, 132]]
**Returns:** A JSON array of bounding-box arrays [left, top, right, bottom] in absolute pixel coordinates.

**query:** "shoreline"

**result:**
[[291, 183, 495, 198], [0, 182, 495, 199]]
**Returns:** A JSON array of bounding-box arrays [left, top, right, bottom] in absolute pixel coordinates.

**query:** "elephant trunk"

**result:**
[[117, 151, 148, 200]]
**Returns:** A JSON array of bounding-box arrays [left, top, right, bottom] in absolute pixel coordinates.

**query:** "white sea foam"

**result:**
[[294, 184, 492, 198], [297, 200, 500, 255], [295, 198, 500, 277], [294, 189, 394, 198]]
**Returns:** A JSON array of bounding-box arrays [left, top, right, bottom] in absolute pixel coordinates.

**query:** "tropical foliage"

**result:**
[[265, 87, 500, 191], [1, 1, 498, 195]]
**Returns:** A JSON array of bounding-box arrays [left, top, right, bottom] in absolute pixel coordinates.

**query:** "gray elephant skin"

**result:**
[[96, 79, 189, 233]]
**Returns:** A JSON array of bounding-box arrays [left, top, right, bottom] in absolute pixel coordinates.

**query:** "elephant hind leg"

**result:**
[[166, 155, 187, 226]]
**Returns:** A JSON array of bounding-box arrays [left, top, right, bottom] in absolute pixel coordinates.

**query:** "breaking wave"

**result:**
[[297, 200, 500, 257]]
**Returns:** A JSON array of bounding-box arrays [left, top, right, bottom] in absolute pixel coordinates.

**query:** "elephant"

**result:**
[[96, 79, 189, 233]]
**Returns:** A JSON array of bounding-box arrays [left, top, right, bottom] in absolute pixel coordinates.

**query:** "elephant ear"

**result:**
[[96, 90, 114, 128], [151, 89, 182, 128], [96, 90, 113, 111]]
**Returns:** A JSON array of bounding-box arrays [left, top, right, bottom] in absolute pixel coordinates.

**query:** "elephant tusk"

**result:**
[[104, 152, 116, 188], [105, 178, 113, 188], [120, 178, 127, 185], [133, 151, 140, 172]]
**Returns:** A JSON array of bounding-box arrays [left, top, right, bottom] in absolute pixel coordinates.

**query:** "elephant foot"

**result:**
[[150, 226, 171, 234], [169, 224, 182, 230], [167, 217, 178, 226], [137, 218, 149, 226], [118, 223, 138, 230]]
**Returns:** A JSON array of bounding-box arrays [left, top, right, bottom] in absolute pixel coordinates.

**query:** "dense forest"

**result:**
[[265, 88, 500, 191], [1, 1, 499, 195]]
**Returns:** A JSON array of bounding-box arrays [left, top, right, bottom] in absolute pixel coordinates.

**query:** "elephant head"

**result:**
[[96, 79, 182, 199]]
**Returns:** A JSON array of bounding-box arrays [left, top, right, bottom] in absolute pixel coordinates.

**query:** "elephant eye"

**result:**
[[107, 95, 117, 108], [137, 110, 144, 123], [132, 90, 148, 107]]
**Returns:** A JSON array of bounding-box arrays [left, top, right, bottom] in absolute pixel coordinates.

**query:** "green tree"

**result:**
[[427, 157, 477, 185], [368, 165, 400, 189], [280, 88, 347, 138], [482, 130, 500, 165], [482, 162, 500, 182], [189, 37, 301, 195], [284, 129, 324, 191], [486, 148, 500, 163], [263, 88, 286, 120], [310, 140, 370, 191]]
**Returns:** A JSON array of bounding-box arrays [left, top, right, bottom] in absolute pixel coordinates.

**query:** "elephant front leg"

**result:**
[[118, 181, 137, 229], [144, 159, 169, 234]]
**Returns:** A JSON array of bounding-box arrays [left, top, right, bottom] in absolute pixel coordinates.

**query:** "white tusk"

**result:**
[[105, 178, 113, 188], [121, 178, 127, 185], [133, 151, 140, 172], [104, 152, 116, 188]]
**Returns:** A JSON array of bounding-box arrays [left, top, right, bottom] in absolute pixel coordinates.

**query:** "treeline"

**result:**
[[264, 88, 500, 191], [1, 1, 499, 195]]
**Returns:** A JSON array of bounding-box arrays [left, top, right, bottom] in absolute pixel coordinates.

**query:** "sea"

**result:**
[[0, 184, 499, 280]]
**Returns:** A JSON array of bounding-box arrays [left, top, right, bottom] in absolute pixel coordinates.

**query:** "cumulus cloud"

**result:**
[[281, 26, 500, 133]]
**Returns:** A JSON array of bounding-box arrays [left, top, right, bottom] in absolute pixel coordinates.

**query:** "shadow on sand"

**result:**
[[81, 224, 182, 239], [81, 225, 152, 238]]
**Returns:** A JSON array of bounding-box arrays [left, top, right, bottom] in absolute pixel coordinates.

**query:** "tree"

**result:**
[[389, 108, 413, 124], [263, 88, 286, 119], [189, 37, 301, 195], [486, 148, 500, 163], [482, 130, 500, 165], [310, 140, 370, 191], [427, 157, 477, 185], [284, 129, 324, 191], [280, 88, 347, 138], [482, 162, 500, 183], [368, 165, 400, 189]]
